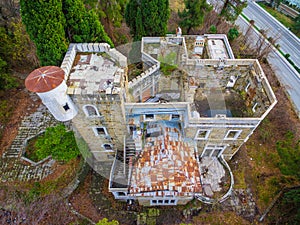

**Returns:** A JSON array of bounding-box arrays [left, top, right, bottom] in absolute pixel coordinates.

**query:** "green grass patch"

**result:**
[[241, 13, 249, 22], [158, 51, 177, 66], [160, 62, 178, 76], [233, 166, 247, 189]]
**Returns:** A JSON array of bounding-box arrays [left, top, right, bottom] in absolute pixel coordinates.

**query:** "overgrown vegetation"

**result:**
[[178, 0, 212, 34], [228, 27, 239, 41], [20, 0, 113, 66], [0, 57, 18, 90], [96, 218, 119, 225], [220, 0, 247, 22], [125, 0, 170, 41], [33, 124, 80, 163], [63, 0, 113, 45], [276, 131, 300, 180], [160, 63, 178, 76], [209, 25, 217, 34], [280, 188, 300, 223]]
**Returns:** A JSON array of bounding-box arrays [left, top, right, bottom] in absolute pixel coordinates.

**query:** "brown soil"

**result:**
[[70, 171, 136, 225], [69, 172, 103, 223], [0, 87, 41, 156]]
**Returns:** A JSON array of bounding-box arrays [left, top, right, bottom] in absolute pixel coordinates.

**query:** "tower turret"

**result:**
[[25, 66, 77, 121]]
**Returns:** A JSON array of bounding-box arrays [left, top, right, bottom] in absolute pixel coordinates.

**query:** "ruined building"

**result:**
[[25, 34, 277, 206]]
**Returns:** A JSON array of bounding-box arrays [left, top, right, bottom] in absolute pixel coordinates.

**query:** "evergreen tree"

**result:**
[[20, 0, 68, 66], [220, 0, 247, 22], [63, 0, 113, 45], [21, 0, 113, 66], [209, 25, 217, 34], [97, 0, 125, 28], [125, 0, 170, 41], [85, 9, 114, 46], [135, 7, 145, 41], [125, 0, 139, 39], [178, 0, 212, 34], [228, 27, 239, 41]]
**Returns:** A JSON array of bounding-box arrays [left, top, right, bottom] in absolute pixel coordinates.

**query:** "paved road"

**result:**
[[236, 15, 300, 118], [243, 1, 300, 68]]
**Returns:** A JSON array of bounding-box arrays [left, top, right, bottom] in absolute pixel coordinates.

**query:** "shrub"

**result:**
[[228, 27, 239, 41], [209, 25, 217, 34], [276, 131, 300, 180], [35, 124, 80, 163], [160, 62, 177, 76]]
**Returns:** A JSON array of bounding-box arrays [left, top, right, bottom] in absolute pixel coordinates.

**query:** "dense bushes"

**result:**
[[35, 124, 80, 163]]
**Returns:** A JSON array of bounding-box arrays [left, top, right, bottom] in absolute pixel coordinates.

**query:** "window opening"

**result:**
[[103, 144, 113, 150], [83, 105, 100, 117], [145, 114, 154, 120], [97, 127, 106, 135], [195, 129, 210, 140], [117, 192, 126, 196], [225, 130, 241, 140], [171, 114, 180, 120], [63, 103, 70, 111]]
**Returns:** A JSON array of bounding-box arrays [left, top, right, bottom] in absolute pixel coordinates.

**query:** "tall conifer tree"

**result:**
[[21, 0, 113, 66], [178, 0, 212, 34], [125, 0, 170, 41], [63, 0, 113, 45], [20, 0, 68, 66]]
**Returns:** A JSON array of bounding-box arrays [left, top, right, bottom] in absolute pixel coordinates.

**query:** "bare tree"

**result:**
[[0, 189, 73, 225], [253, 28, 281, 61]]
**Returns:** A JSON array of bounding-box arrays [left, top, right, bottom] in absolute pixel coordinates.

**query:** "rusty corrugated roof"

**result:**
[[25, 66, 65, 93], [129, 126, 202, 197]]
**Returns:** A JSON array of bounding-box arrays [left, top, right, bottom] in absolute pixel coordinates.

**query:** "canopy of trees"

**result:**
[[20, 0, 113, 66], [20, 0, 69, 66], [125, 0, 170, 41], [220, 0, 247, 22], [0, 1, 38, 90], [178, 0, 212, 34]]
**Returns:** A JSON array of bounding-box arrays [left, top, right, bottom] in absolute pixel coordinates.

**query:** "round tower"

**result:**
[[25, 66, 78, 121]]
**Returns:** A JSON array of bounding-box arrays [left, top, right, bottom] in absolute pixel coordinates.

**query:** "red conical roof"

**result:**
[[25, 66, 65, 93]]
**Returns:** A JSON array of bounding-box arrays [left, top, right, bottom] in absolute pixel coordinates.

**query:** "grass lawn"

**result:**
[[158, 51, 178, 65]]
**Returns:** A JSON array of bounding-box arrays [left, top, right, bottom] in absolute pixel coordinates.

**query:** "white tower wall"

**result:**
[[37, 81, 78, 121]]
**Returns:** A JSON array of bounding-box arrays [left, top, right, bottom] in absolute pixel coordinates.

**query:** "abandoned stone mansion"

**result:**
[[25, 33, 277, 206]]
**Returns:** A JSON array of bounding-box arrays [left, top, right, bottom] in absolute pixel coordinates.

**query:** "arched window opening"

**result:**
[[83, 105, 100, 117]]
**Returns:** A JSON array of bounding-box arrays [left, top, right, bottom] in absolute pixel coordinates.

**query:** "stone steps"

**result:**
[[1, 104, 57, 181]]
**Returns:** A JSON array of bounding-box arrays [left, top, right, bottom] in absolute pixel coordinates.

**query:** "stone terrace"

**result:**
[[1, 103, 59, 182]]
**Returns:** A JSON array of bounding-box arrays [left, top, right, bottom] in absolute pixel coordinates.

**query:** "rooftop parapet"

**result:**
[[61, 43, 127, 96]]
